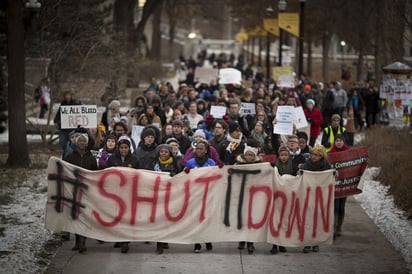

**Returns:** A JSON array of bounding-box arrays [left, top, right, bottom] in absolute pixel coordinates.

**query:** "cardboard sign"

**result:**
[[219, 68, 242, 85], [294, 106, 308, 129], [45, 158, 335, 246], [60, 105, 97, 129], [210, 106, 227, 118], [240, 103, 256, 115], [273, 106, 295, 135], [131, 125, 145, 147]]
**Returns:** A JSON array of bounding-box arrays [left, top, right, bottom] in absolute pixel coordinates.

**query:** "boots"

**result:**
[[72, 234, 79, 251], [270, 244, 278, 254], [247, 242, 255, 254], [72, 234, 86, 253], [156, 242, 164, 254], [121, 242, 129, 253], [336, 213, 345, 236]]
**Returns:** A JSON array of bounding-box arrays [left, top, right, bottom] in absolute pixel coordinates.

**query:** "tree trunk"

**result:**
[[149, 3, 162, 61], [6, 0, 31, 167], [322, 31, 331, 83]]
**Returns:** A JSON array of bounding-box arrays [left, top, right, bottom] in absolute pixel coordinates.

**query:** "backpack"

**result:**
[[34, 88, 41, 102]]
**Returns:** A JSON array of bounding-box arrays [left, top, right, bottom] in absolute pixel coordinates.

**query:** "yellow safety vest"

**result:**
[[324, 126, 346, 152]]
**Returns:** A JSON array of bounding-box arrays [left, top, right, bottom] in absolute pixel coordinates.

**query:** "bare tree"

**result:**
[[6, 0, 31, 167]]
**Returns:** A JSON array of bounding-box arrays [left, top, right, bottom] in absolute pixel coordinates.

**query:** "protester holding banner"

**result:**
[[222, 122, 246, 165], [329, 134, 349, 238], [134, 127, 159, 170], [65, 132, 98, 253], [184, 140, 217, 253], [106, 136, 139, 253], [286, 135, 306, 175], [303, 99, 324, 147], [302, 144, 331, 253], [181, 129, 222, 167], [97, 134, 117, 169], [152, 144, 182, 254], [321, 114, 347, 153], [209, 119, 229, 162], [296, 131, 311, 158], [235, 145, 262, 254]]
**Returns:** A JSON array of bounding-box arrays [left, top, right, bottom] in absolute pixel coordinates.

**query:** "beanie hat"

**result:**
[[156, 144, 173, 156], [108, 100, 121, 109], [228, 122, 241, 134], [118, 135, 131, 147], [193, 129, 206, 139], [311, 144, 327, 158], [278, 144, 289, 154], [75, 133, 89, 144], [141, 128, 156, 139], [331, 114, 341, 121], [165, 137, 179, 146], [172, 119, 183, 127], [296, 131, 308, 141], [306, 99, 315, 106], [304, 84, 311, 91], [255, 120, 264, 127], [244, 145, 259, 156]]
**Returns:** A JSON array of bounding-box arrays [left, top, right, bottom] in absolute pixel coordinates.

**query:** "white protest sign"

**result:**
[[273, 106, 295, 135], [210, 106, 227, 118], [294, 106, 308, 129], [195, 68, 219, 84], [131, 125, 145, 147], [60, 105, 97, 129], [219, 68, 242, 85], [240, 103, 256, 116], [46, 157, 335, 246], [277, 75, 295, 88]]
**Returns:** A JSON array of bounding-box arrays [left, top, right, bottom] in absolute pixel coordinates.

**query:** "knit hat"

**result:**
[[331, 114, 341, 121], [311, 144, 327, 158], [172, 119, 183, 127], [75, 133, 88, 144], [141, 128, 156, 139], [193, 129, 206, 139], [255, 120, 264, 127], [165, 137, 179, 146], [278, 144, 289, 154], [156, 144, 173, 156], [228, 122, 241, 134], [120, 116, 129, 123], [306, 99, 315, 106], [296, 131, 308, 141], [244, 145, 259, 156], [108, 100, 121, 109], [118, 135, 131, 147], [304, 84, 311, 91]]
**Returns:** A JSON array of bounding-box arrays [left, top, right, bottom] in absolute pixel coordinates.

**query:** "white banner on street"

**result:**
[[273, 106, 295, 135], [219, 68, 242, 85], [60, 105, 97, 129], [45, 158, 334, 247]]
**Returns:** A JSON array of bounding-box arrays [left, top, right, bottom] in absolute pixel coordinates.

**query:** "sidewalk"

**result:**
[[44, 197, 408, 274]]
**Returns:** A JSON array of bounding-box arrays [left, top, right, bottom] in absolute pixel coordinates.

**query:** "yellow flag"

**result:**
[[263, 19, 279, 36], [247, 26, 267, 36], [279, 13, 299, 37], [236, 31, 248, 42]]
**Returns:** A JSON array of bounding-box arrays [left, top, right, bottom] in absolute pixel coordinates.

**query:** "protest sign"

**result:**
[[277, 75, 295, 88], [210, 106, 227, 118], [273, 106, 295, 135], [60, 105, 97, 129], [195, 68, 219, 84], [240, 103, 256, 116], [327, 147, 368, 198], [219, 68, 242, 85], [45, 158, 335, 246], [131, 125, 145, 147], [294, 106, 308, 129]]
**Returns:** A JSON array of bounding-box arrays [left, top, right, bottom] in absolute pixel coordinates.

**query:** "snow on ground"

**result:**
[[355, 167, 412, 271], [0, 169, 54, 274]]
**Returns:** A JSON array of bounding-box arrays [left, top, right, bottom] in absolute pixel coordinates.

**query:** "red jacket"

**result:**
[[304, 108, 323, 137]]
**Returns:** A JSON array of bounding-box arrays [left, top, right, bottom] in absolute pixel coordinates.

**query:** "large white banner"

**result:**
[[45, 157, 334, 247]]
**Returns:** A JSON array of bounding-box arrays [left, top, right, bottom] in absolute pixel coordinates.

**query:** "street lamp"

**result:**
[[278, 0, 287, 66], [298, 0, 306, 77]]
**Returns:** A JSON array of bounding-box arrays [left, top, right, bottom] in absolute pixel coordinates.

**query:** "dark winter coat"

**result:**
[[65, 150, 98, 171], [303, 158, 331, 171], [134, 143, 157, 170], [106, 151, 139, 169]]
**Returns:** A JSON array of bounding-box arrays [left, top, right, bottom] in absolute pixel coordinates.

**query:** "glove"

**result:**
[[307, 118, 312, 123], [270, 162, 276, 168], [218, 162, 224, 168], [169, 172, 176, 177], [184, 167, 191, 174]]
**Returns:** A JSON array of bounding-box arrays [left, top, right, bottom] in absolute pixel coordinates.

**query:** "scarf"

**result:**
[[159, 156, 173, 167], [226, 133, 243, 152]]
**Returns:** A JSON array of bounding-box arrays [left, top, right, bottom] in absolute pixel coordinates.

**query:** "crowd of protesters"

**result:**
[[53, 54, 379, 256]]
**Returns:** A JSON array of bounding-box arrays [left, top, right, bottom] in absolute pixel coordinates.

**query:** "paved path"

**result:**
[[44, 197, 408, 274]]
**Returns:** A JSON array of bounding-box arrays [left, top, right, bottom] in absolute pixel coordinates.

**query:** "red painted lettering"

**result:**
[[130, 174, 160, 224], [269, 191, 287, 237], [248, 185, 272, 229], [92, 170, 127, 227], [312, 184, 333, 237], [195, 174, 222, 222], [164, 180, 190, 222], [286, 187, 310, 241]]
